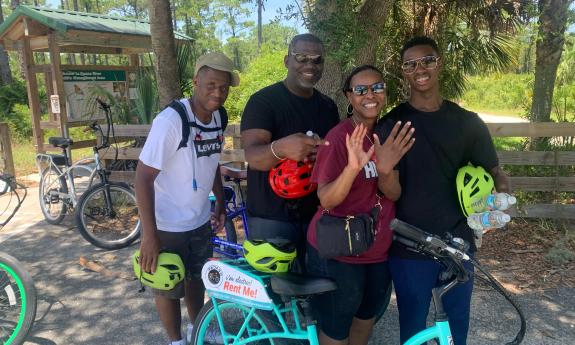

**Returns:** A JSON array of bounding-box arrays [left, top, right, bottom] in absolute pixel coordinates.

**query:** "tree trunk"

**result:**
[[0, 4, 13, 85], [148, 0, 182, 107], [257, 0, 263, 51], [312, 0, 392, 118], [529, 0, 572, 124]]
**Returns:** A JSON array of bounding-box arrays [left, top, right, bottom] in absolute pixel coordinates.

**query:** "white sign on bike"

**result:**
[[201, 260, 274, 310]]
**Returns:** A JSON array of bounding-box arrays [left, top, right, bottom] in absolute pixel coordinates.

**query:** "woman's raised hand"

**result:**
[[346, 123, 375, 172], [373, 121, 415, 175]]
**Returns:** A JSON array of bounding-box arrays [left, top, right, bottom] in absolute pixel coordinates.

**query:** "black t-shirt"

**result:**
[[375, 100, 498, 258], [240, 82, 340, 222]]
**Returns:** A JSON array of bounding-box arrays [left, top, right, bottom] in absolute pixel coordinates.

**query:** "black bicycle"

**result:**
[[0, 174, 37, 344]]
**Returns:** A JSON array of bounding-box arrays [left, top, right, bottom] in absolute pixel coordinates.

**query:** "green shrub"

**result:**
[[459, 73, 532, 115], [225, 48, 286, 123]]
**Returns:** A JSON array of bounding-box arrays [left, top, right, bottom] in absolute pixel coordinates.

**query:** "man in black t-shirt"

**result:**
[[375, 37, 510, 345], [240, 34, 339, 266]]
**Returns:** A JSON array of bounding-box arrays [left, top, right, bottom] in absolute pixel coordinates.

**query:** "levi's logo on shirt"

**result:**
[[194, 138, 222, 157]]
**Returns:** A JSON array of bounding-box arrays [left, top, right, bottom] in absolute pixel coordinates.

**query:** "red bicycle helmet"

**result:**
[[269, 159, 317, 199]]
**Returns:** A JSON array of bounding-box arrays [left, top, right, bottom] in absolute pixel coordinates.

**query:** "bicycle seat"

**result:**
[[270, 273, 337, 296], [48, 137, 74, 149], [220, 165, 247, 180]]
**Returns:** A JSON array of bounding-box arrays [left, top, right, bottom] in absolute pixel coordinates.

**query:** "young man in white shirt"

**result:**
[[135, 52, 239, 345]]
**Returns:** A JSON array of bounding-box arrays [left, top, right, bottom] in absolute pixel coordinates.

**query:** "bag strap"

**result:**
[[168, 100, 228, 151], [167, 100, 190, 150]]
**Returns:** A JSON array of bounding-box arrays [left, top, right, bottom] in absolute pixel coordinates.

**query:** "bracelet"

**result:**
[[270, 140, 283, 160]]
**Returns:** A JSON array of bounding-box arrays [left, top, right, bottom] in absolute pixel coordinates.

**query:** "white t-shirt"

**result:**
[[139, 98, 224, 232]]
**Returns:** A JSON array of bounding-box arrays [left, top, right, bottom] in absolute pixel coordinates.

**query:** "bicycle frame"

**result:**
[[201, 259, 320, 344], [36, 153, 97, 207], [404, 321, 452, 345], [212, 180, 248, 258]]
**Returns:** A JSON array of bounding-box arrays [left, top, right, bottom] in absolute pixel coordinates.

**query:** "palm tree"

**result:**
[[307, 0, 526, 115], [529, 0, 573, 124], [148, 0, 182, 107]]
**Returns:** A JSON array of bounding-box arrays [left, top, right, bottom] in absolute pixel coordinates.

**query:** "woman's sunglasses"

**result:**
[[347, 82, 386, 96], [290, 52, 324, 65], [401, 55, 440, 74]]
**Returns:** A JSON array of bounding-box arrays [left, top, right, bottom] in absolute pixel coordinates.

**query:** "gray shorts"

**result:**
[[153, 222, 213, 299]]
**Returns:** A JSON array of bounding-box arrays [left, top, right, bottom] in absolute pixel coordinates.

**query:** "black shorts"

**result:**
[[153, 222, 213, 299], [306, 244, 391, 341]]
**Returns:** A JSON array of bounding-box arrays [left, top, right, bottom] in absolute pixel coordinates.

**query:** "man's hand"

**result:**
[[139, 233, 160, 273], [274, 132, 329, 162], [211, 204, 226, 232]]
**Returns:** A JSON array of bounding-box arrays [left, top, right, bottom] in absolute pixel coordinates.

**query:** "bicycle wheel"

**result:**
[[0, 252, 37, 345], [38, 167, 68, 224], [192, 299, 279, 345], [75, 182, 140, 250]]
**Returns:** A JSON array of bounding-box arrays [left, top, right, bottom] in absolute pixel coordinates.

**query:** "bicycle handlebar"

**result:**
[[390, 218, 470, 262]]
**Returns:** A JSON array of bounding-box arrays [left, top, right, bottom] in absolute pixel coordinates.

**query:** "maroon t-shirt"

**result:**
[[307, 118, 395, 264]]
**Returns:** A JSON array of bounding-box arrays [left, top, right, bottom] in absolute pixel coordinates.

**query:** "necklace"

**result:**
[[350, 116, 377, 162], [351, 116, 375, 146]]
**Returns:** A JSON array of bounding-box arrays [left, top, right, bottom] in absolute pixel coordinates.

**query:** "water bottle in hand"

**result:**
[[470, 193, 517, 213], [467, 210, 511, 231]]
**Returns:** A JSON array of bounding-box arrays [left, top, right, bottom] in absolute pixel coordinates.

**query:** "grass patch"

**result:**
[[12, 141, 93, 177]]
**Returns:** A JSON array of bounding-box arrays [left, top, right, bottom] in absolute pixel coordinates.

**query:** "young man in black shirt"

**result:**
[[240, 33, 340, 268], [375, 36, 510, 345]]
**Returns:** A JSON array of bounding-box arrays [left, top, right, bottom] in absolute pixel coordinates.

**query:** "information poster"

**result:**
[[62, 70, 127, 122]]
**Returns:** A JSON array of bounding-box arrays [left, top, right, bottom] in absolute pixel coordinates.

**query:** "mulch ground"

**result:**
[[477, 218, 575, 293]]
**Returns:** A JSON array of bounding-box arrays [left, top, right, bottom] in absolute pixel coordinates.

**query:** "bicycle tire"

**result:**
[[75, 182, 140, 250], [38, 166, 68, 225], [0, 251, 37, 345], [192, 299, 279, 345]]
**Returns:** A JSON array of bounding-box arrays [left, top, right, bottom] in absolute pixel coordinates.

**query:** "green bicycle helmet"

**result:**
[[132, 250, 184, 290], [456, 164, 495, 217], [243, 239, 297, 273]]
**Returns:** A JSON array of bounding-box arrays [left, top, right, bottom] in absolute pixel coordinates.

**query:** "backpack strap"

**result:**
[[167, 100, 190, 150], [219, 106, 228, 132], [168, 100, 229, 151]]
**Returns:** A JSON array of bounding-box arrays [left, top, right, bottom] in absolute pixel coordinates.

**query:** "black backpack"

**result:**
[[168, 100, 228, 150]]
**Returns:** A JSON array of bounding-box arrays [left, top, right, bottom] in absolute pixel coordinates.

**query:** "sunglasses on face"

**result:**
[[290, 52, 324, 65], [347, 82, 386, 96], [401, 55, 440, 74]]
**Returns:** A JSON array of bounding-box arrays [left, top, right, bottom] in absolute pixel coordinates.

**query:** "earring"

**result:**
[[346, 103, 353, 116]]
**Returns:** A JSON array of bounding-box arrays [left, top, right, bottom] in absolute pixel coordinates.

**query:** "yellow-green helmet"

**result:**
[[132, 250, 184, 290], [456, 164, 495, 217], [243, 239, 296, 273]]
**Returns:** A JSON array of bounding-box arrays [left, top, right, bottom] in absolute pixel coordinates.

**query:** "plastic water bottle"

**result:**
[[470, 193, 517, 213], [467, 210, 511, 231], [467, 210, 511, 248]]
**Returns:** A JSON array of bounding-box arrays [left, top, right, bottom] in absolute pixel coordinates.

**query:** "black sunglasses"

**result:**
[[401, 55, 440, 74], [290, 52, 324, 65], [347, 82, 386, 96]]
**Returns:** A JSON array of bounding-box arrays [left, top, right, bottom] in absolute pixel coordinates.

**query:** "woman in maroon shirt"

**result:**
[[306, 65, 414, 345]]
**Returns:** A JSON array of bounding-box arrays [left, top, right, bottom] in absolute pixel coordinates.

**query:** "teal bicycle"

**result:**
[[390, 218, 526, 345], [192, 255, 336, 344]]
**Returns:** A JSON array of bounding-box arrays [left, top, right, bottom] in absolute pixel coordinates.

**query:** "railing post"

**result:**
[[0, 123, 15, 176]]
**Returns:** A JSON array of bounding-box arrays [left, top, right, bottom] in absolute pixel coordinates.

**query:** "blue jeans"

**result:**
[[247, 216, 308, 273], [389, 256, 474, 345]]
